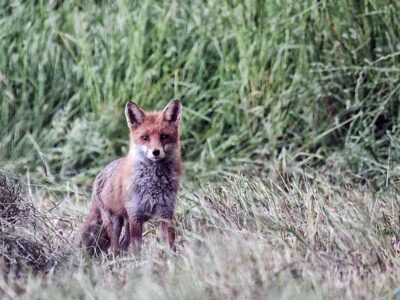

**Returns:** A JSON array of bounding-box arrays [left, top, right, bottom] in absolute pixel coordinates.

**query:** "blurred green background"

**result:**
[[1, 0, 399, 187]]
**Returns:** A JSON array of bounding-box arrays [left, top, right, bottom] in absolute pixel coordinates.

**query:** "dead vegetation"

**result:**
[[0, 170, 399, 299], [0, 171, 73, 276]]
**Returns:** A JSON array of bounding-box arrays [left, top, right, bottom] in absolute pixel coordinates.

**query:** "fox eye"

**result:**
[[160, 134, 169, 141], [141, 135, 150, 142]]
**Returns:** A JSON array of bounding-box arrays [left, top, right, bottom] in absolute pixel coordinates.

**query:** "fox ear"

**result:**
[[162, 99, 182, 125], [125, 101, 145, 129]]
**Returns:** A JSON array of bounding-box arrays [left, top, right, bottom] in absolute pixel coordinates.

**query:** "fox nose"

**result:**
[[152, 149, 160, 157]]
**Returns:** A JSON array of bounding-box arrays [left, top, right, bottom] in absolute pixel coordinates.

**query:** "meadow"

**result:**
[[0, 0, 399, 299]]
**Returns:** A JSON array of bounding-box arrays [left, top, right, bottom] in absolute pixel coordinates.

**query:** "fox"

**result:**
[[81, 99, 182, 256]]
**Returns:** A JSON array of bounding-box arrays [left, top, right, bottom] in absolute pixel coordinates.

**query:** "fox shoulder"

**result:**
[[92, 158, 124, 202]]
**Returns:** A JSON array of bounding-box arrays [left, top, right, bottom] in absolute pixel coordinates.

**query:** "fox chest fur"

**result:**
[[94, 157, 179, 220], [124, 158, 179, 220]]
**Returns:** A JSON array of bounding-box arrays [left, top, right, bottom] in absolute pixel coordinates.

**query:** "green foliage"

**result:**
[[1, 0, 400, 184]]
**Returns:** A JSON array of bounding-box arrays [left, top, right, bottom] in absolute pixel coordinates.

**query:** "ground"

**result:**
[[1, 173, 399, 299]]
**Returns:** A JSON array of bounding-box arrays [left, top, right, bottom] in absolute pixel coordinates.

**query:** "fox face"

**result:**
[[125, 99, 182, 162]]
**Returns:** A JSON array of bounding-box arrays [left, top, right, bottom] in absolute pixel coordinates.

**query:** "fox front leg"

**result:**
[[119, 219, 130, 251], [107, 215, 123, 254], [160, 217, 176, 252], [129, 217, 143, 255]]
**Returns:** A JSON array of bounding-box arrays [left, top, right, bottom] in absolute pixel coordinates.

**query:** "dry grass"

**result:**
[[0, 171, 75, 278], [0, 172, 398, 299]]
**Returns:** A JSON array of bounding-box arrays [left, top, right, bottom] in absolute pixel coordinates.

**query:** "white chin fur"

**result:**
[[132, 144, 167, 161], [147, 150, 165, 161]]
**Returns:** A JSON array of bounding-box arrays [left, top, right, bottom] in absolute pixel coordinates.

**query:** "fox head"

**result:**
[[125, 99, 182, 162]]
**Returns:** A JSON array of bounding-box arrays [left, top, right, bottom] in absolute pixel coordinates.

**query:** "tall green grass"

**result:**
[[1, 0, 400, 185]]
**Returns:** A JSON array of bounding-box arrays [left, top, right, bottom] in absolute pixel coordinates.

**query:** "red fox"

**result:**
[[81, 99, 182, 256]]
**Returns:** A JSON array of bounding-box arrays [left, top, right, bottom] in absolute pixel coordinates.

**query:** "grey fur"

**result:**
[[126, 157, 179, 220], [92, 155, 179, 221]]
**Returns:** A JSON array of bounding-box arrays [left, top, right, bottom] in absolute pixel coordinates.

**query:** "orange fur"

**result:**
[[82, 100, 182, 255]]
